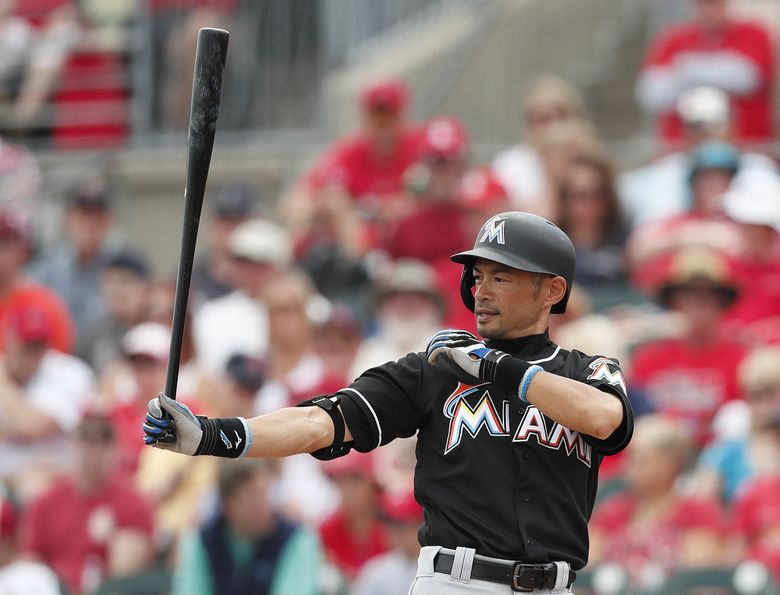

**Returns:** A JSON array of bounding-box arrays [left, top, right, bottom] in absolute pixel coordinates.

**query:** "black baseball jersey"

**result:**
[[305, 330, 633, 570]]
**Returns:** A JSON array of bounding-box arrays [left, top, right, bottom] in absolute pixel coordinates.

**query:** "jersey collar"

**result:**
[[484, 329, 555, 359]]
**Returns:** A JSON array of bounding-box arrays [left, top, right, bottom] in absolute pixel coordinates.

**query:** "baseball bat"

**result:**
[[165, 27, 229, 399]]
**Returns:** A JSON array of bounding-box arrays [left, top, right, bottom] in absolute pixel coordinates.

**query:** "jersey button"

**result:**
[[522, 452, 529, 459], [527, 538, 532, 545], [522, 495, 530, 502]]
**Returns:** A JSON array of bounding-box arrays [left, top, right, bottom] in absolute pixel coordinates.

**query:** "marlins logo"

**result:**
[[587, 357, 626, 393], [479, 215, 506, 245], [443, 382, 509, 454]]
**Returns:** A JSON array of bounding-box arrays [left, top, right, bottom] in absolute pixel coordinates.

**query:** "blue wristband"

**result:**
[[518, 365, 543, 403]]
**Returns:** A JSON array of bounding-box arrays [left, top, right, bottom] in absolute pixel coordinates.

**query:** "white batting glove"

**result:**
[[143, 393, 203, 455]]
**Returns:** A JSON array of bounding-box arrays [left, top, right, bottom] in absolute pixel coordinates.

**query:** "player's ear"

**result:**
[[544, 276, 567, 308]]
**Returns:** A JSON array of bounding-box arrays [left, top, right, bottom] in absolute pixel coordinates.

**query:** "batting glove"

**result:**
[[143, 393, 251, 458], [426, 329, 541, 400], [426, 329, 483, 365], [143, 393, 203, 455]]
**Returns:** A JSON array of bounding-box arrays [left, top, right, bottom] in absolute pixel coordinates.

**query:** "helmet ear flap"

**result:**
[[460, 266, 476, 312]]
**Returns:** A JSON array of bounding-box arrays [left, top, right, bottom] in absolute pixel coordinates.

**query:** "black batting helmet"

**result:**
[[451, 211, 576, 314]]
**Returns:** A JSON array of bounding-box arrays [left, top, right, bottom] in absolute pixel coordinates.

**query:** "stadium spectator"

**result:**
[[636, 0, 774, 146], [350, 491, 422, 595], [136, 353, 264, 544], [0, 208, 73, 353], [491, 75, 593, 211], [589, 415, 728, 591], [0, 487, 62, 594], [173, 458, 322, 595], [313, 303, 364, 389], [619, 87, 778, 226], [193, 218, 290, 374], [191, 184, 256, 305], [29, 177, 116, 348], [386, 116, 472, 263], [556, 153, 630, 299], [79, 248, 152, 372], [254, 271, 341, 525], [629, 247, 747, 446], [692, 346, 780, 503], [0, 135, 41, 211], [286, 79, 420, 210], [720, 168, 780, 339], [320, 452, 388, 582], [349, 259, 445, 379], [21, 413, 155, 595], [281, 79, 421, 254], [108, 322, 187, 475], [627, 140, 742, 283], [0, 297, 94, 499]]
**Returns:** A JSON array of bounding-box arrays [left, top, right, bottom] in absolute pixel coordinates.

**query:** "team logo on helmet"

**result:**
[[479, 215, 506, 245]]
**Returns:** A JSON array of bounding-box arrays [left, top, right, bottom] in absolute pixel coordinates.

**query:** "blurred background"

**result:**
[[1, 0, 780, 593]]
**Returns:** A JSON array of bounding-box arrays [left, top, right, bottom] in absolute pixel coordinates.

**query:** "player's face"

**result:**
[[472, 259, 559, 340]]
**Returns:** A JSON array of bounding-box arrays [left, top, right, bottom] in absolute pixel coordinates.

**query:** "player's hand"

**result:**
[[143, 393, 203, 455], [426, 329, 482, 365]]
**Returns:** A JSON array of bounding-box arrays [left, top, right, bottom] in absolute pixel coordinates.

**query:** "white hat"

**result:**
[[723, 168, 780, 231], [122, 322, 170, 361], [677, 86, 730, 128], [227, 219, 291, 266]]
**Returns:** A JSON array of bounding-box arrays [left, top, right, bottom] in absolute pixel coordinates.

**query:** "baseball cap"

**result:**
[[419, 116, 469, 161], [105, 248, 151, 279], [689, 141, 740, 181], [225, 353, 266, 392], [121, 322, 170, 361], [723, 169, 780, 232], [677, 86, 730, 129], [657, 247, 738, 308], [375, 259, 444, 308], [379, 491, 423, 524], [227, 219, 292, 266], [68, 177, 112, 211], [360, 79, 410, 113], [213, 184, 255, 220], [3, 299, 52, 345], [459, 167, 508, 209]]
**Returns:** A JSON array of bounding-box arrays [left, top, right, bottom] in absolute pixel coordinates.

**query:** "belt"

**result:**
[[434, 552, 576, 592]]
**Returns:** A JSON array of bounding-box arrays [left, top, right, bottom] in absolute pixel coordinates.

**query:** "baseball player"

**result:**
[[144, 211, 634, 594]]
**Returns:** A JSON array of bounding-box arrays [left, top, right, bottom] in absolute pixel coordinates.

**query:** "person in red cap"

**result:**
[[386, 115, 473, 264], [280, 78, 422, 254], [0, 488, 62, 594], [351, 490, 423, 595], [0, 208, 73, 354], [0, 297, 95, 498], [319, 451, 388, 583]]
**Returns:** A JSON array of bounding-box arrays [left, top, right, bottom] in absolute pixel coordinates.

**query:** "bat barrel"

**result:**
[[165, 27, 229, 399]]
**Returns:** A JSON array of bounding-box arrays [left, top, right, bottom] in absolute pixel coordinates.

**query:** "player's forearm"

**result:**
[[525, 372, 623, 440], [245, 406, 338, 458]]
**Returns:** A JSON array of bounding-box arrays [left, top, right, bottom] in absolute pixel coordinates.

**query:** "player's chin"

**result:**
[[475, 314, 499, 335]]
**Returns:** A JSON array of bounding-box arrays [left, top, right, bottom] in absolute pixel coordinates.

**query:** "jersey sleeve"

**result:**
[[323, 353, 426, 453], [576, 353, 634, 456]]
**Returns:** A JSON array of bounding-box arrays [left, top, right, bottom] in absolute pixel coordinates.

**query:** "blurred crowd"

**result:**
[[0, 0, 779, 594]]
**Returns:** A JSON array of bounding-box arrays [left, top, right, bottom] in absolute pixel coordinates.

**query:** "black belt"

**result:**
[[434, 552, 576, 592]]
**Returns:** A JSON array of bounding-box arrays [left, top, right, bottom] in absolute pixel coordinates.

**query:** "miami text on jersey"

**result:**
[[443, 382, 592, 466]]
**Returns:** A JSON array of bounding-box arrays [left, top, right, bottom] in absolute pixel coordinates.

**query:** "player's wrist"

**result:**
[[494, 357, 540, 402], [194, 417, 252, 458]]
